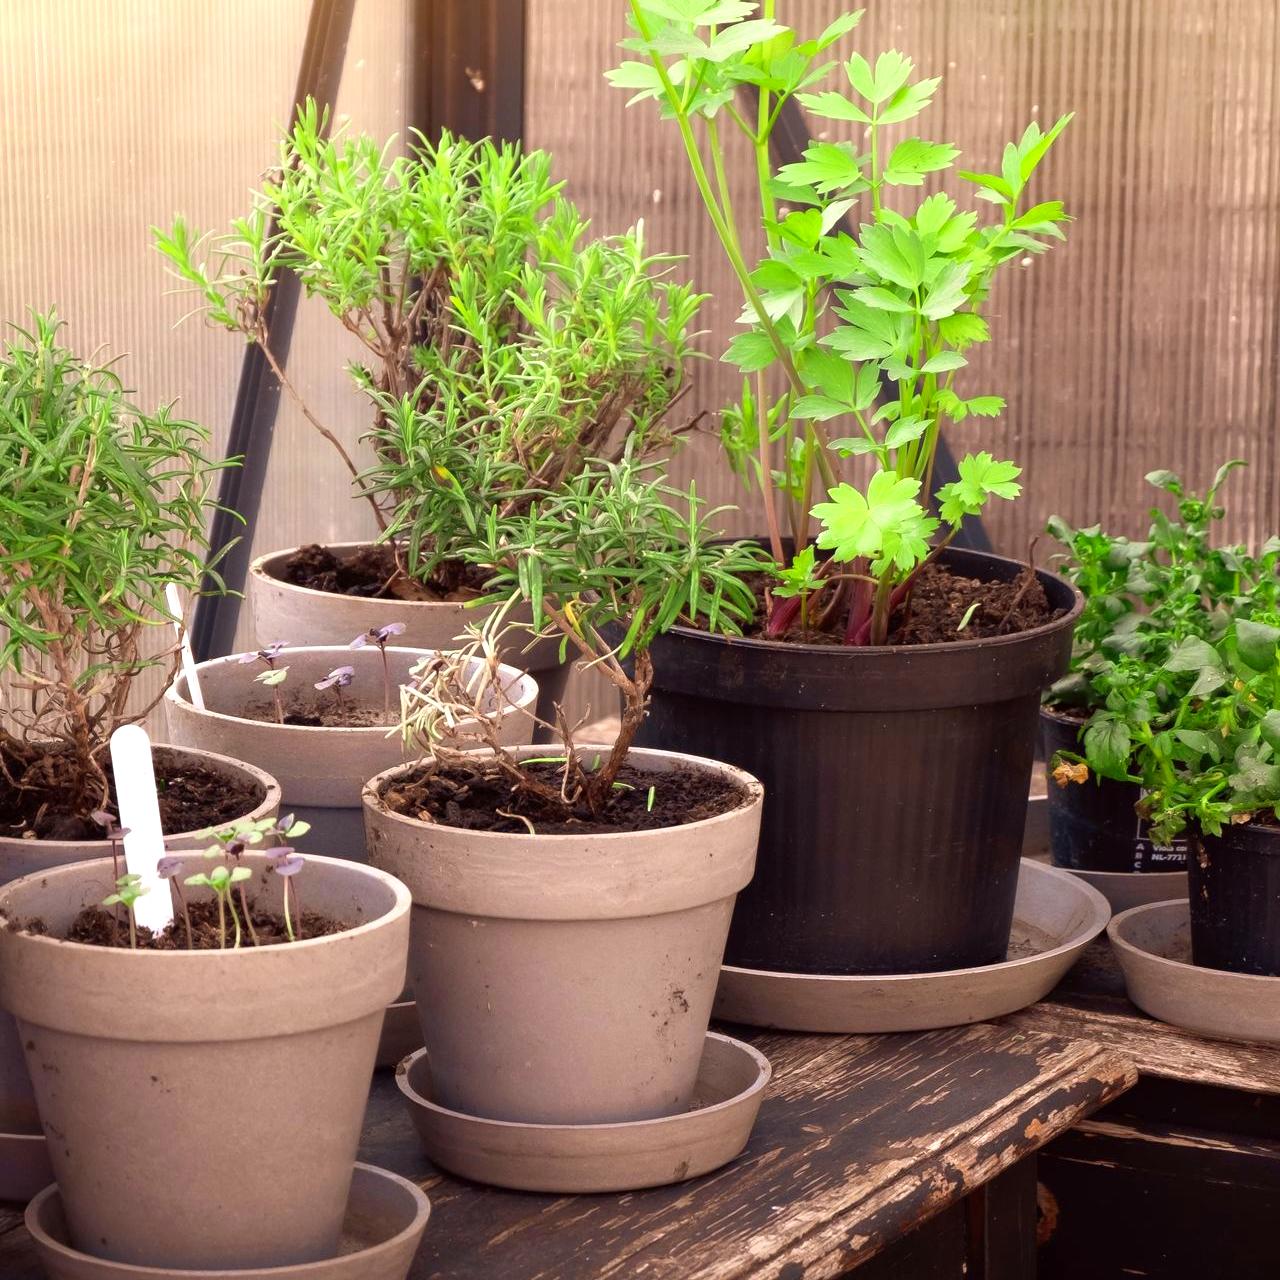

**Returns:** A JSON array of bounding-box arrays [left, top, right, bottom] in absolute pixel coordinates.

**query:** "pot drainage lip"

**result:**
[[0, 1128, 52, 1204], [23, 1162, 431, 1279], [714, 858, 1111, 1034], [396, 1030, 770, 1193], [1109, 898, 1280, 1046]]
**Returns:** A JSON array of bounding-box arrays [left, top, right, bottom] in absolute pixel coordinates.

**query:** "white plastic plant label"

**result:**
[[109, 724, 176, 933]]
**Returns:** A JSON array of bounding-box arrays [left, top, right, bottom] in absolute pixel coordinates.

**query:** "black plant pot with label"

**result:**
[[637, 546, 1083, 976], [1189, 820, 1280, 976], [1040, 707, 1188, 874]]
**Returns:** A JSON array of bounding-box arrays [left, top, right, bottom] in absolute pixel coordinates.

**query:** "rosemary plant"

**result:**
[[157, 101, 704, 597], [400, 452, 766, 815], [0, 312, 231, 828]]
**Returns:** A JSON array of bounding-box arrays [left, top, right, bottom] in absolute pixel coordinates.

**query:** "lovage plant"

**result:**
[[0, 312, 230, 832], [400, 452, 765, 816], [610, 3, 1071, 643], [158, 101, 704, 598]]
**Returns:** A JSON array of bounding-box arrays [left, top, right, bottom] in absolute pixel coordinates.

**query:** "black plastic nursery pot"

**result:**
[[1189, 819, 1280, 976], [1040, 707, 1188, 874], [636, 546, 1083, 975]]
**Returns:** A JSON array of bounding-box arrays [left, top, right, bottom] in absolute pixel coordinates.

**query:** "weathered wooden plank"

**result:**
[[365, 1023, 1132, 1279], [1001, 941, 1280, 1097]]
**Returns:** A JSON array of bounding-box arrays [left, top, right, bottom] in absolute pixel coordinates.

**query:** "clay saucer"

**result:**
[[1110, 899, 1280, 1046], [713, 858, 1111, 1033], [24, 1163, 430, 1280], [397, 1030, 769, 1193]]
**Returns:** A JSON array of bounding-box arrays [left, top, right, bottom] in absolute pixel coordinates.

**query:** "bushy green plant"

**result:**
[[158, 101, 704, 596], [400, 451, 767, 814], [0, 311, 231, 824], [610, 2, 1071, 643], [1045, 462, 1280, 839]]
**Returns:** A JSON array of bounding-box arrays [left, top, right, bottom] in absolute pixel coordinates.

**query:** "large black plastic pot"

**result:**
[[637, 546, 1082, 975], [1040, 707, 1188, 873], [1189, 820, 1280, 975]]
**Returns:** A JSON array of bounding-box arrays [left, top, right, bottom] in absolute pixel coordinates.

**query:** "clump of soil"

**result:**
[[381, 759, 749, 835], [277, 543, 489, 604], [893, 562, 1057, 644], [739, 560, 1060, 646], [240, 697, 395, 729], [0, 742, 266, 842], [57, 896, 348, 951]]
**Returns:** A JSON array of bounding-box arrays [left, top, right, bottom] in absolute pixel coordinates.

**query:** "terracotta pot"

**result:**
[[164, 645, 537, 857], [0, 746, 280, 1137], [363, 744, 762, 1125], [0, 853, 410, 1270], [250, 543, 572, 735]]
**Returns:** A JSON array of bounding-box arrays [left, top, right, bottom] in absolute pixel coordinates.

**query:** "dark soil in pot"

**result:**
[[1189, 817, 1280, 975], [1041, 707, 1188, 873], [636, 545, 1082, 976], [44, 897, 349, 950], [242, 698, 399, 729], [0, 741, 267, 840], [280, 542, 488, 604], [379, 759, 749, 835], [735, 558, 1060, 645]]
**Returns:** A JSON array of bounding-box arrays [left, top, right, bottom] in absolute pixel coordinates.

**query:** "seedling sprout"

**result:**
[[102, 873, 149, 950], [351, 622, 406, 721], [315, 665, 355, 713]]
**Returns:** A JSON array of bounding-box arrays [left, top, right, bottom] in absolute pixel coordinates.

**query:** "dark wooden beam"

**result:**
[[409, 0, 526, 143], [191, 0, 357, 661]]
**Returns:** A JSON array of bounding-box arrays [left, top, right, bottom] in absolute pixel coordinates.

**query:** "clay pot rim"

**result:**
[[251, 541, 479, 610], [659, 545, 1084, 658], [363, 743, 764, 843], [0, 743, 282, 856], [0, 852, 411, 963], [164, 645, 538, 738]]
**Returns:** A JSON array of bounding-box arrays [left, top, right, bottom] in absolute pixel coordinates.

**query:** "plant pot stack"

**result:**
[[0, 854, 427, 1273], [165, 646, 538, 858]]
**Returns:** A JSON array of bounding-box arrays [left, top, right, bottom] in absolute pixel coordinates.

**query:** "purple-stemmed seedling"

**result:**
[[351, 622, 406, 722], [267, 847, 306, 942], [237, 642, 290, 724], [314, 665, 355, 716], [157, 855, 194, 948], [90, 809, 130, 880]]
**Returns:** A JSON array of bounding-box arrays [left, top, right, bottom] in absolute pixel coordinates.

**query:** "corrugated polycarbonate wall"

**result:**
[[527, 0, 1280, 547], [4, 0, 1280, 735], [0, 1, 408, 730]]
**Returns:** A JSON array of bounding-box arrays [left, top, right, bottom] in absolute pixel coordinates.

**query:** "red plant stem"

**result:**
[[763, 593, 803, 638], [844, 575, 873, 644]]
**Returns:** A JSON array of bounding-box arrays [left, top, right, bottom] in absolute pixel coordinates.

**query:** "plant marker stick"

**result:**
[[166, 584, 205, 711], [109, 725, 175, 932]]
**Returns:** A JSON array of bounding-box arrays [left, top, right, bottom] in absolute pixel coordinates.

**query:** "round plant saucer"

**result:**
[[1110, 900, 1280, 1046], [396, 1031, 770, 1193], [23, 1163, 430, 1280], [713, 859, 1111, 1034], [376, 998, 422, 1070], [0, 1128, 53, 1203], [1064, 865, 1188, 913]]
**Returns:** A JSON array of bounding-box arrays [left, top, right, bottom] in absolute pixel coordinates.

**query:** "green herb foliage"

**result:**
[[610, 2, 1071, 643], [157, 101, 703, 595], [0, 312, 232, 817], [1045, 462, 1280, 840], [400, 451, 768, 814]]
